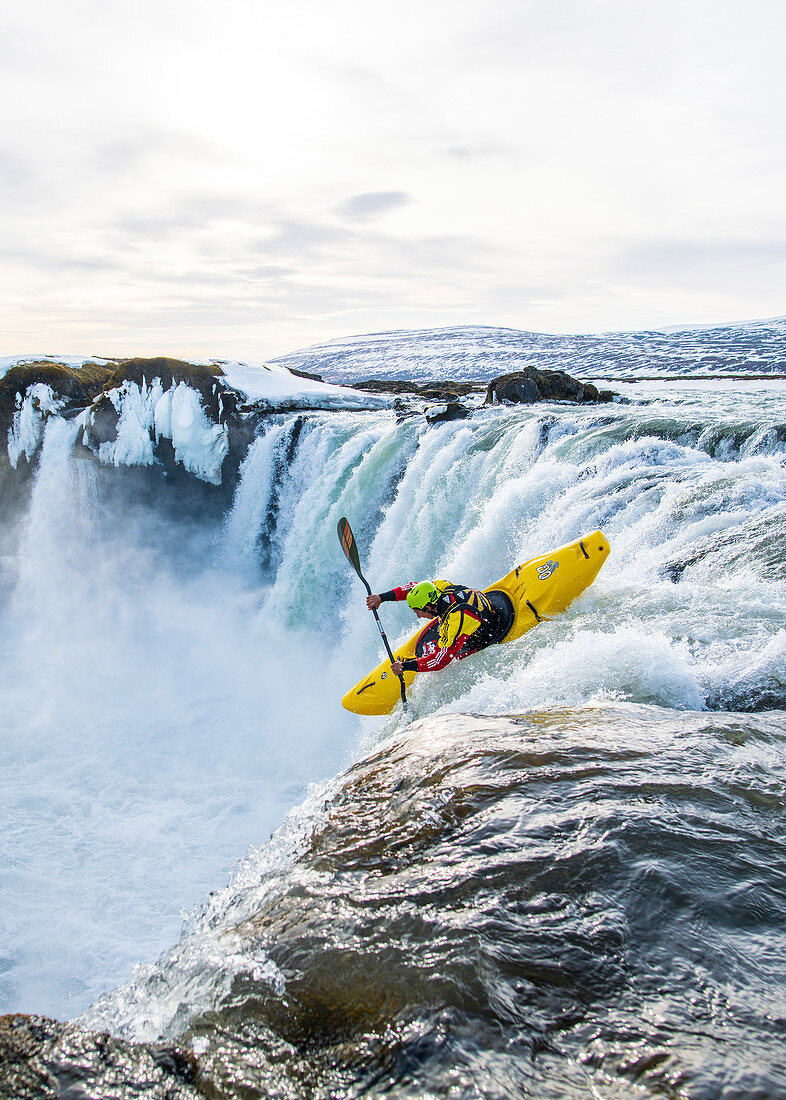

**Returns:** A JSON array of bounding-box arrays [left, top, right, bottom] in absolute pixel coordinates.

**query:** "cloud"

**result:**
[[444, 143, 510, 161], [90, 127, 220, 178], [110, 192, 282, 243], [620, 237, 786, 280], [2, 1, 786, 352], [335, 191, 412, 222], [265, 219, 351, 252]]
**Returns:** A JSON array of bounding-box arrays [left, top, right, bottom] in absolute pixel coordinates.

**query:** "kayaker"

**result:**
[[366, 579, 504, 673]]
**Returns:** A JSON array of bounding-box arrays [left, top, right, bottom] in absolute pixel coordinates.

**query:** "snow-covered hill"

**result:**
[[271, 319, 786, 382]]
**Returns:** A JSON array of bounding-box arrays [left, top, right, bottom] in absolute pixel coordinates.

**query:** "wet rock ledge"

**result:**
[[0, 356, 617, 516], [346, 368, 615, 407], [0, 1014, 202, 1100], [0, 356, 614, 447], [483, 367, 614, 405], [0, 358, 235, 444]]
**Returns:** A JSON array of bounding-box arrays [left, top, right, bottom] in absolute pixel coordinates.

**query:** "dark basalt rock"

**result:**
[[349, 378, 483, 402], [288, 367, 324, 383], [425, 401, 470, 424], [0, 1014, 203, 1100], [485, 368, 615, 405], [82, 391, 120, 449], [492, 374, 540, 404]]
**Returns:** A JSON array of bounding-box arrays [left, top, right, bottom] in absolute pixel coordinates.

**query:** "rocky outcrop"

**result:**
[[76, 361, 247, 475], [1, 357, 615, 522], [0, 361, 108, 444], [1, 358, 254, 512], [485, 368, 615, 405], [349, 378, 484, 402], [425, 401, 470, 424], [0, 1014, 202, 1100], [0, 358, 234, 444]]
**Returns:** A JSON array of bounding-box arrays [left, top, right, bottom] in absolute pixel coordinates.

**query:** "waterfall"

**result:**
[[1, 383, 784, 1021]]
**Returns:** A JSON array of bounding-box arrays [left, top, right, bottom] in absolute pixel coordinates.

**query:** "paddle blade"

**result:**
[[337, 517, 363, 579], [337, 516, 404, 705]]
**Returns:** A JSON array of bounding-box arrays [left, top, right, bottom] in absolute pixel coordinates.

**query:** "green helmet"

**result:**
[[406, 581, 439, 611]]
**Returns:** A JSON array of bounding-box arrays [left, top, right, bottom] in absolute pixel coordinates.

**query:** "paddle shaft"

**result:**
[[337, 518, 409, 712]]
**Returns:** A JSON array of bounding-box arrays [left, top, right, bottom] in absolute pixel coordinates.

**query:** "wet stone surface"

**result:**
[[0, 1014, 202, 1100]]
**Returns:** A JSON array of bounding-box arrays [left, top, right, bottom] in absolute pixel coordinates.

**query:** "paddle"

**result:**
[[337, 517, 409, 713]]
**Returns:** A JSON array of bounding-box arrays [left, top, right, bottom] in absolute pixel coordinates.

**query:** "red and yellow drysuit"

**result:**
[[378, 580, 496, 672]]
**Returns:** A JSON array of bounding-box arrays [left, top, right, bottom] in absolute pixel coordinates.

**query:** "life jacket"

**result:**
[[431, 580, 493, 649]]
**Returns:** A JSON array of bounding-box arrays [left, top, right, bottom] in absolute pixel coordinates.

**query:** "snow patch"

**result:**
[[215, 358, 391, 410]]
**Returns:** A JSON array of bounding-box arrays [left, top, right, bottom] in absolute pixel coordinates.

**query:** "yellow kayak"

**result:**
[[342, 530, 610, 715]]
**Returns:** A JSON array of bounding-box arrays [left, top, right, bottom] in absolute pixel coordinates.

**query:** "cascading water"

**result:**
[[2, 377, 785, 1096], [242, 383, 786, 720]]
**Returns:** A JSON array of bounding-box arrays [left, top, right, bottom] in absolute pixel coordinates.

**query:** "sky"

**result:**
[[2, 0, 785, 359]]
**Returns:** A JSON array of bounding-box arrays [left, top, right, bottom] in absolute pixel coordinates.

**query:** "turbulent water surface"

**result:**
[[2, 371, 785, 1097]]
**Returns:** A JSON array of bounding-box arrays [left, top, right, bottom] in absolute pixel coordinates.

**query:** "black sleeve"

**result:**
[[379, 589, 398, 602], [401, 657, 419, 672]]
